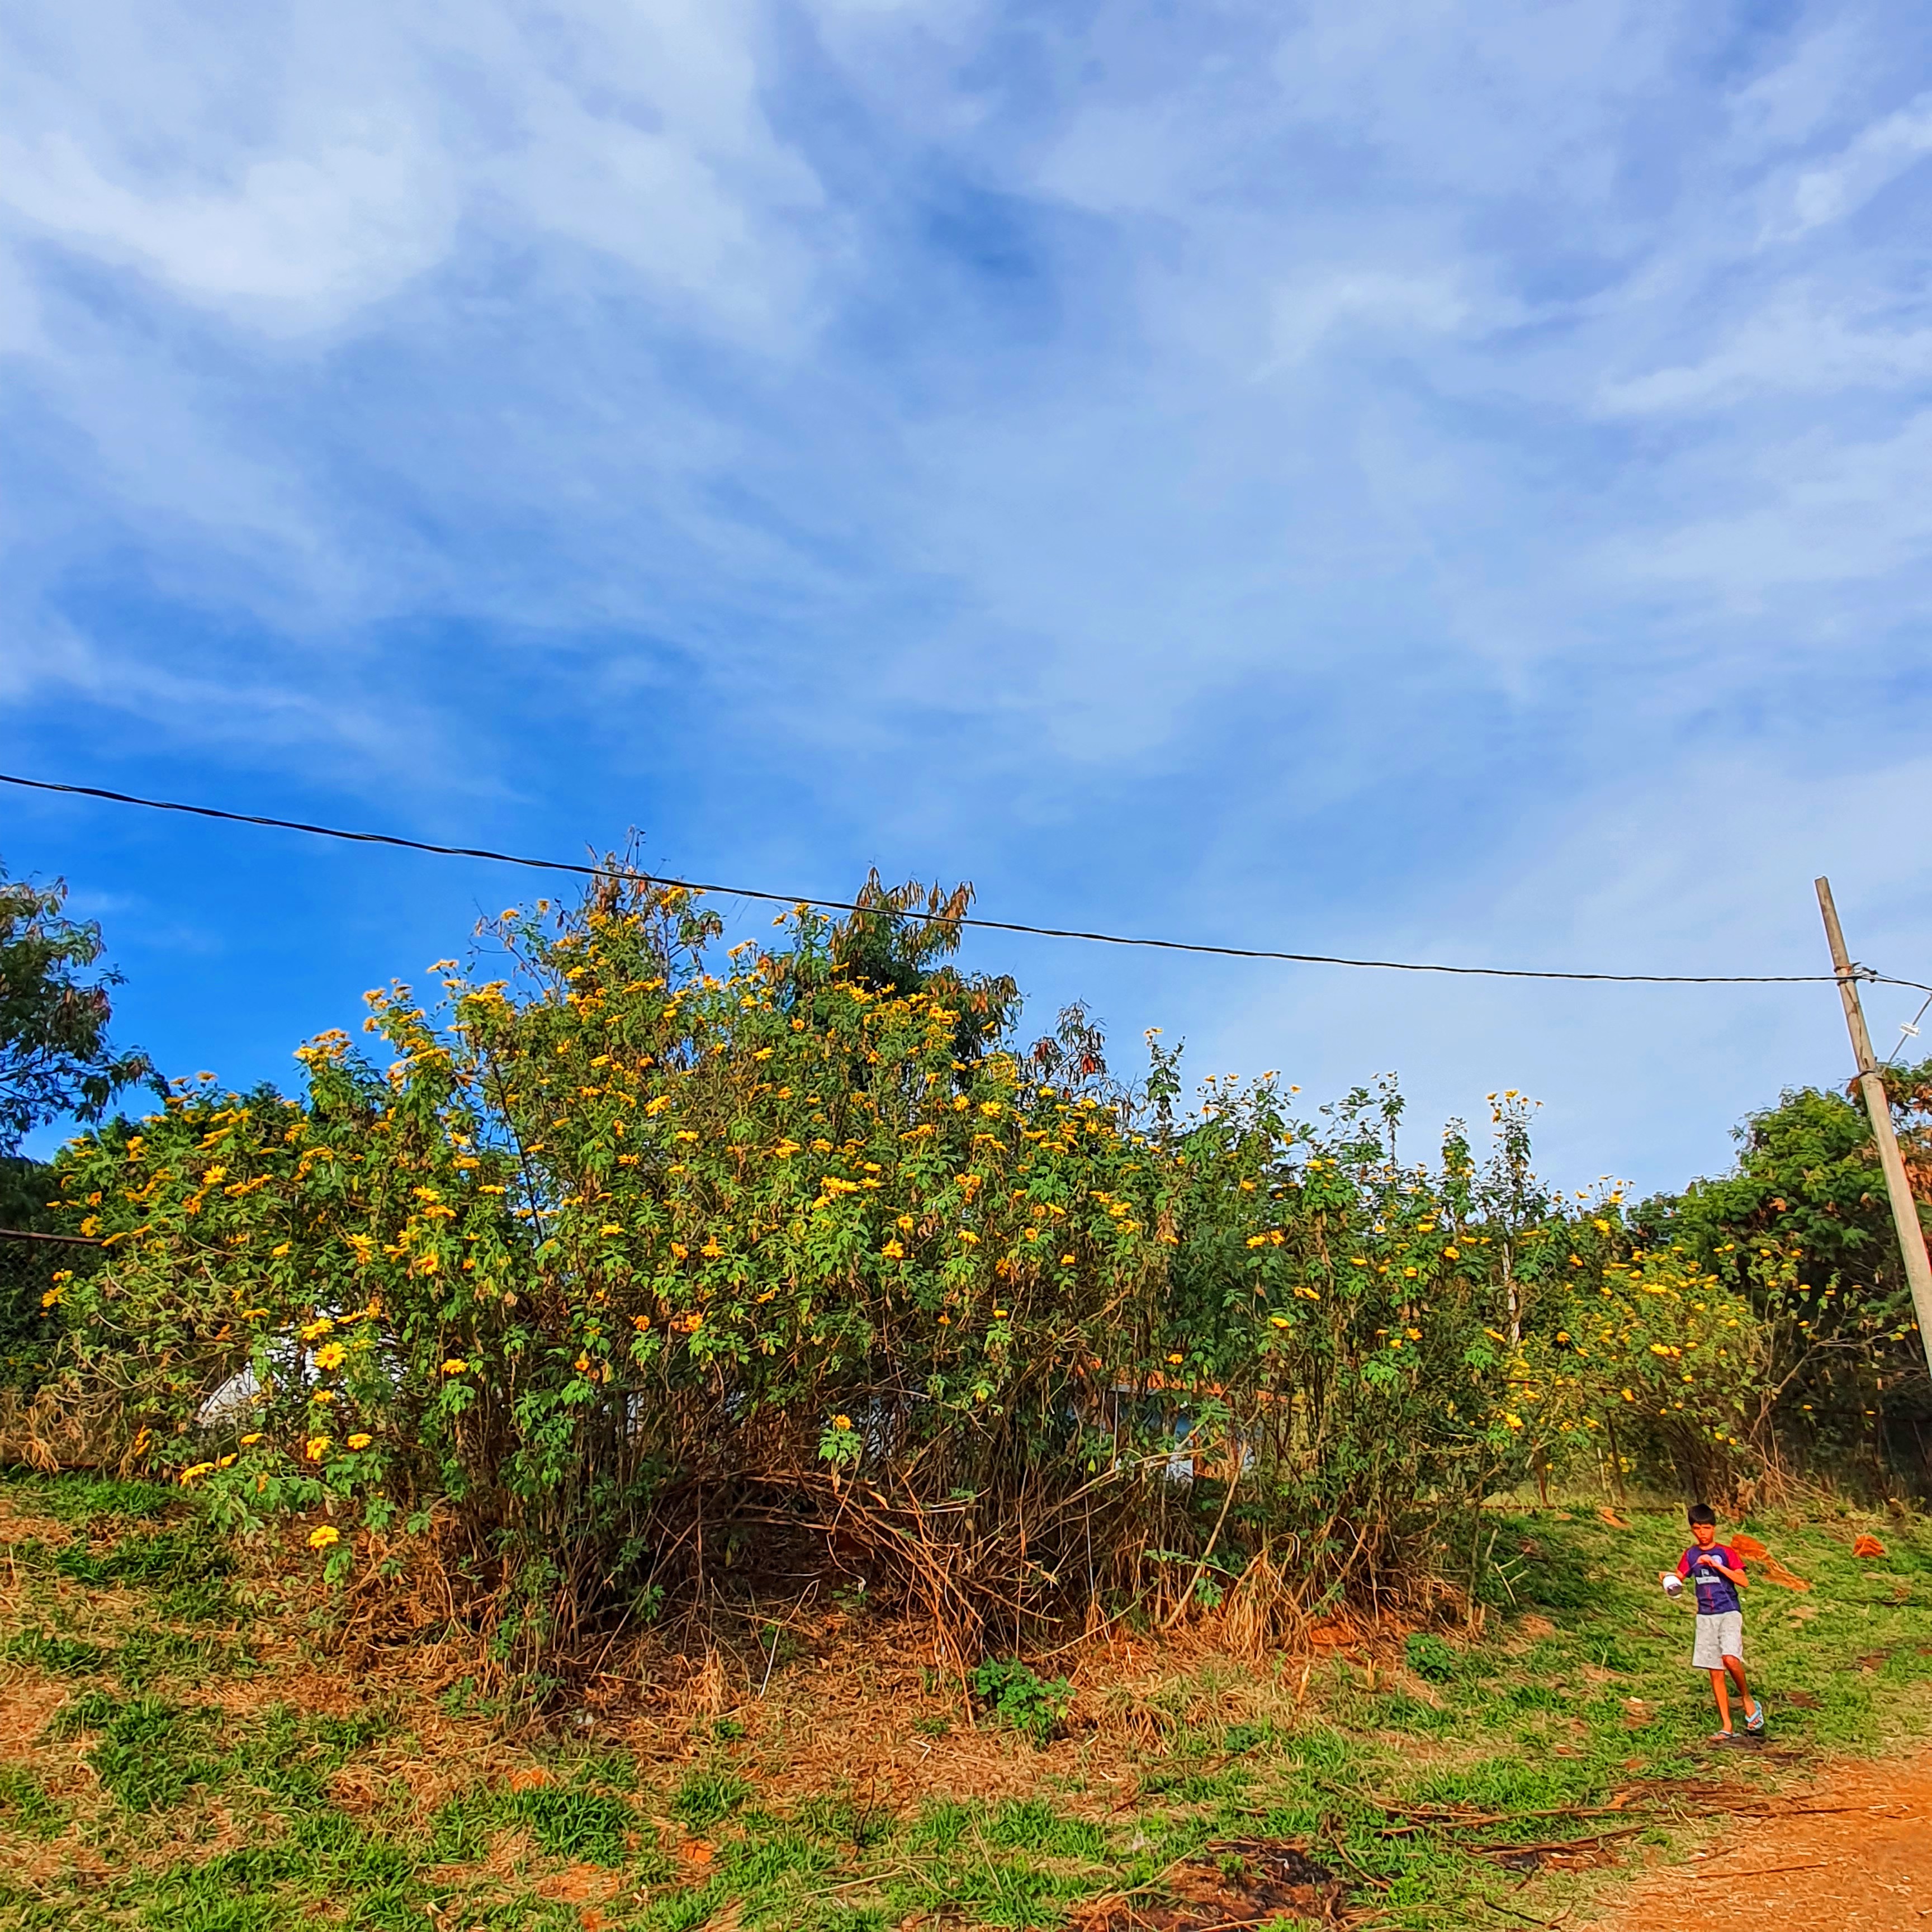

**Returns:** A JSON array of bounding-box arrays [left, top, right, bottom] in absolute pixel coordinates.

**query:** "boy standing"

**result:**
[[1660, 1503, 1764, 1745]]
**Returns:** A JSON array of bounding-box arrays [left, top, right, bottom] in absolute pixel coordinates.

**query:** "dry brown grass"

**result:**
[[0, 1474, 1470, 1866]]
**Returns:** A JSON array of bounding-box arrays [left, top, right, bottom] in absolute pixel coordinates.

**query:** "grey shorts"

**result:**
[[1691, 1612, 1744, 1670]]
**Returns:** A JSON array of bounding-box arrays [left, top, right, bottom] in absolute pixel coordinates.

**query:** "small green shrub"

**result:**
[[1404, 1632, 1459, 1683], [969, 1659, 1073, 1748]]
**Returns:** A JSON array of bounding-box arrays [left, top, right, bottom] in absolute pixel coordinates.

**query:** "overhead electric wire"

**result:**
[[4, 769, 1925, 992]]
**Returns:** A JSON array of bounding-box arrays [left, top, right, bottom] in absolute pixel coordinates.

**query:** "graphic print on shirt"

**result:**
[[1677, 1545, 1741, 1616]]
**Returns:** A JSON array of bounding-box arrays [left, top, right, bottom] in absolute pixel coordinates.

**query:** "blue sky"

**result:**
[[4, 0, 1932, 1194]]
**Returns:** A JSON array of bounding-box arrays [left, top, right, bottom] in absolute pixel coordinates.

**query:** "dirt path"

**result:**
[[1588, 1748, 1932, 1929]]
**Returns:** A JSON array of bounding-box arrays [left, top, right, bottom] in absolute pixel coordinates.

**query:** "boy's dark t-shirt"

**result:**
[[1678, 1545, 1742, 1616]]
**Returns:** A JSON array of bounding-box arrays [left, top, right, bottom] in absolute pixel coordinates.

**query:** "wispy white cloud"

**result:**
[[1771, 87, 1932, 236], [0, 0, 825, 336], [3, 0, 1932, 1191], [1597, 289, 1932, 414]]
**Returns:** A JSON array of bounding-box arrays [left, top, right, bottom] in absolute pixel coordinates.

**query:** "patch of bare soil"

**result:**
[[1068, 1840, 1348, 1930], [1588, 1748, 1932, 1931]]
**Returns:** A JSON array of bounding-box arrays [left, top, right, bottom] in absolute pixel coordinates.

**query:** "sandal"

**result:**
[[1708, 1730, 1742, 1746], [1745, 1701, 1765, 1732]]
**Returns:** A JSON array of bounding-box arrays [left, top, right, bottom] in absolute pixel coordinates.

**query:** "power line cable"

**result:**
[[4, 769, 1926, 992]]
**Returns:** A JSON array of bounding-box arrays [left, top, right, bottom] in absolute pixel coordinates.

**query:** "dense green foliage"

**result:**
[[0, 860, 148, 1389], [0, 863, 153, 1150], [0, 1157, 65, 1388], [35, 871, 1761, 1662], [1639, 1065, 1932, 1491]]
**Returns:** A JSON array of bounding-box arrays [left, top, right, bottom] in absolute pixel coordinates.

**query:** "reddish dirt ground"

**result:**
[[1590, 1749, 1932, 1930]]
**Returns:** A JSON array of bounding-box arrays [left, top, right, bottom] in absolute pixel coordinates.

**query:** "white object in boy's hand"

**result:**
[[1662, 1574, 1684, 1598]]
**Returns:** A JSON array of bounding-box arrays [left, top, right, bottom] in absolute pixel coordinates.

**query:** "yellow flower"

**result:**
[[1503, 1413, 1524, 1430], [313, 1342, 347, 1371], [307, 1525, 339, 1550], [271, 1242, 292, 1259], [574, 1353, 592, 1373], [347, 1433, 373, 1450], [833, 1415, 853, 1430], [957, 1230, 979, 1246], [1167, 1353, 1184, 1365], [304, 1435, 330, 1461], [1443, 1246, 1459, 1261], [701, 1238, 724, 1258], [880, 1238, 905, 1259], [310, 1390, 336, 1405], [1060, 1254, 1075, 1266], [441, 1358, 470, 1375], [600, 1223, 624, 1237], [239, 1432, 262, 1446], [300, 1317, 335, 1343], [1269, 1315, 1290, 1328], [178, 1462, 216, 1485]]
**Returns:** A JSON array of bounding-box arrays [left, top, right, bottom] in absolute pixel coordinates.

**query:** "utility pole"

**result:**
[[1816, 877, 1932, 1381]]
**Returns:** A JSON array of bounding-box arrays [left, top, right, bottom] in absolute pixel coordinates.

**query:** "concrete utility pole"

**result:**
[[1815, 876, 1932, 1382]]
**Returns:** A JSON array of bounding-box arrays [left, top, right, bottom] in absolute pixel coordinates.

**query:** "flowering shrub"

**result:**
[[1512, 1240, 1766, 1499], [42, 873, 1767, 1663]]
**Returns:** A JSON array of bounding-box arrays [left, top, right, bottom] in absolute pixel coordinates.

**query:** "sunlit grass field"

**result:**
[[2, 1471, 1929, 1930]]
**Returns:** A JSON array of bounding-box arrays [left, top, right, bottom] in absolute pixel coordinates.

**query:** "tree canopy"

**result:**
[[1637, 1065, 1932, 1485], [0, 861, 154, 1154]]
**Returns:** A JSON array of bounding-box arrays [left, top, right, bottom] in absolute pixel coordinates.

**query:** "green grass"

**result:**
[[10, 1474, 177, 1528], [4, 1469, 1932, 1930]]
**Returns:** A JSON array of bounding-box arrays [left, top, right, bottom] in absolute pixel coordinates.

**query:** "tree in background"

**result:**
[[0, 861, 154, 1384], [1638, 1064, 1932, 1492]]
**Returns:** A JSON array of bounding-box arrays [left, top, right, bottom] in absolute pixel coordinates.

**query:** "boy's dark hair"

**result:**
[[1687, 1503, 1717, 1527]]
